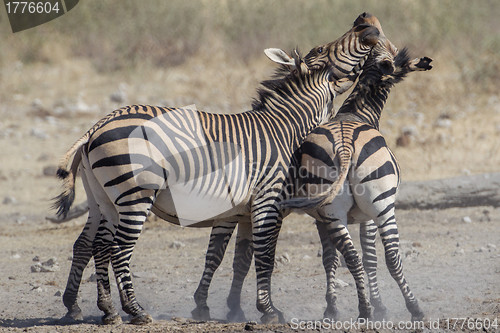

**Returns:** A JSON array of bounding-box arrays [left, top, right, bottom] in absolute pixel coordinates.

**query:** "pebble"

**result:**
[[396, 132, 411, 147], [435, 118, 453, 128], [462, 216, 472, 223], [275, 252, 290, 265], [32, 286, 44, 293], [30, 127, 49, 139], [31, 257, 60, 273], [3, 196, 17, 205], [396, 125, 418, 147], [54, 290, 62, 297], [453, 249, 465, 256], [245, 321, 257, 331], [16, 215, 26, 224], [110, 90, 127, 103], [401, 125, 419, 136], [333, 278, 349, 288], [170, 240, 185, 249], [42, 165, 58, 177], [37, 153, 52, 162], [487, 243, 497, 251], [110, 84, 127, 103]]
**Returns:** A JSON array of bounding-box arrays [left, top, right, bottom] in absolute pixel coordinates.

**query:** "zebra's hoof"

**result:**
[[130, 313, 153, 325], [260, 310, 285, 324], [323, 306, 339, 320], [373, 305, 388, 321], [102, 312, 122, 325], [191, 305, 211, 321], [58, 312, 83, 325], [62, 308, 84, 322], [227, 308, 246, 322], [411, 311, 425, 322], [357, 307, 372, 321]]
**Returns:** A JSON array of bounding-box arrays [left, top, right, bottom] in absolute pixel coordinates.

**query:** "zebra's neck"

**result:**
[[336, 82, 390, 130], [252, 73, 332, 151]]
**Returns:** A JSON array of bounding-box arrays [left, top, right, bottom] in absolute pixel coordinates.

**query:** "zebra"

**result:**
[[54, 23, 380, 325], [280, 39, 433, 321]]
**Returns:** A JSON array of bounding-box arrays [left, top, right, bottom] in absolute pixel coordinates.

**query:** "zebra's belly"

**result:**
[[152, 187, 250, 227]]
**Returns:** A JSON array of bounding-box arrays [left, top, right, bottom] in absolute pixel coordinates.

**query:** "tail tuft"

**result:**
[[52, 189, 75, 219], [56, 168, 70, 179]]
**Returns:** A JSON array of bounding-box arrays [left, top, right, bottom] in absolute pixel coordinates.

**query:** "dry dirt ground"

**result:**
[[0, 54, 499, 332], [0, 209, 499, 332]]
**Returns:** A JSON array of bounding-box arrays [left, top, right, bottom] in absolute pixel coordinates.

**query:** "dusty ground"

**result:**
[[0, 51, 499, 332], [0, 208, 499, 332]]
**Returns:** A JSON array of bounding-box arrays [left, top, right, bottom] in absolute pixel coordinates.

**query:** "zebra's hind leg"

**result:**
[[252, 206, 285, 324], [191, 221, 237, 321], [61, 231, 93, 322], [93, 218, 122, 325], [60, 173, 101, 323], [110, 205, 154, 325], [226, 221, 253, 322], [376, 216, 424, 321], [315, 221, 341, 320], [360, 221, 387, 320], [325, 220, 372, 320]]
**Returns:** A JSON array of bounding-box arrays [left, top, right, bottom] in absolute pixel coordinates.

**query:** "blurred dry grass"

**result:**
[[1, 0, 499, 84], [0, 0, 499, 183]]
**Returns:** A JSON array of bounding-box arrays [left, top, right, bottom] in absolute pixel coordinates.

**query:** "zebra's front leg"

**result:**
[[252, 204, 285, 324], [360, 221, 387, 320], [191, 221, 237, 321], [226, 220, 254, 322], [315, 221, 341, 320], [325, 220, 372, 320], [93, 219, 122, 325], [376, 216, 424, 321]]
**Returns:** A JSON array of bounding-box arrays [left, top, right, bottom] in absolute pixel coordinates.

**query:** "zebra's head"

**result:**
[[360, 36, 433, 91], [264, 18, 380, 99], [302, 13, 397, 96]]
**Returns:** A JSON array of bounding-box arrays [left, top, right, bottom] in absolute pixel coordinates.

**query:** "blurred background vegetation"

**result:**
[[0, 0, 499, 181], [1, 0, 499, 89]]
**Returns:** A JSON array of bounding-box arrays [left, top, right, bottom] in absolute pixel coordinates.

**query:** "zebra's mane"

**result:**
[[390, 47, 412, 83], [252, 48, 312, 111], [337, 47, 411, 116], [356, 47, 412, 95]]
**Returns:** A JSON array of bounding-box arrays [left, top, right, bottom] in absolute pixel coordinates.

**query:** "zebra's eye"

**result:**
[[317, 47, 323, 53]]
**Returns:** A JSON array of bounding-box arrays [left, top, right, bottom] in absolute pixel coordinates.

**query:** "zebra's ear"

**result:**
[[264, 48, 296, 67]]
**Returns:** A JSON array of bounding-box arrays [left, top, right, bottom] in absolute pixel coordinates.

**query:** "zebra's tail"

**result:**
[[53, 134, 88, 218], [280, 148, 352, 210]]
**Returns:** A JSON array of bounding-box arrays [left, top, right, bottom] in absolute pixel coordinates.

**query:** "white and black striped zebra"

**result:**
[[54, 23, 380, 325], [281, 41, 432, 321]]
